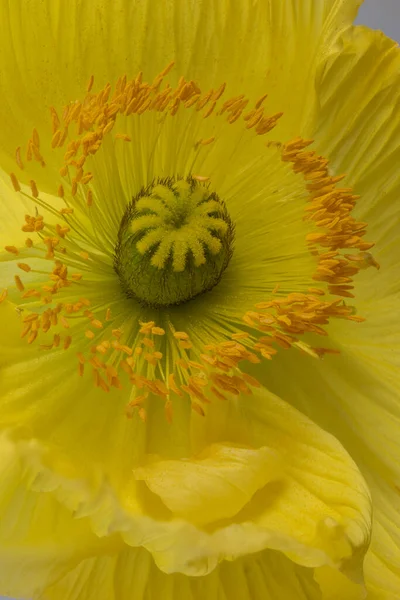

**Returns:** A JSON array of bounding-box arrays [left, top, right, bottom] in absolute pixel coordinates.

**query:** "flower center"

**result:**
[[4, 63, 380, 419], [114, 176, 234, 307]]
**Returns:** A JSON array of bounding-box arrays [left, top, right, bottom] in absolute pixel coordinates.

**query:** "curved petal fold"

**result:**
[[0, 391, 371, 582], [263, 329, 400, 599], [304, 22, 400, 598], [0, 434, 118, 599], [134, 444, 282, 525]]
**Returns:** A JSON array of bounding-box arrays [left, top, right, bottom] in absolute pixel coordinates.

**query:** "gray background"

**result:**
[[0, 0, 398, 599], [359, 0, 400, 41]]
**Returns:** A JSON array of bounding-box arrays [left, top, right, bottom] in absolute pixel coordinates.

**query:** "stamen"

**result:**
[[10, 173, 21, 192], [86, 75, 95, 93], [17, 263, 31, 273], [15, 147, 24, 170], [29, 180, 39, 198], [14, 275, 24, 291], [5, 246, 19, 255]]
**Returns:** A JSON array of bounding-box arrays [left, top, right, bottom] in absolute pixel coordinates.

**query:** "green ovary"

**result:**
[[114, 177, 235, 307]]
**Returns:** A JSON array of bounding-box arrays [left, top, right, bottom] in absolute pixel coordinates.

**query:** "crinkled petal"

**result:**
[[303, 21, 400, 599], [5, 394, 370, 582], [0, 434, 119, 599], [185, 389, 371, 580], [40, 546, 322, 600], [263, 336, 400, 599], [0, 432, 362, 600], [363, 480, 400, 600], [134, 444, 283, 526], [0, 432, 367, 600]]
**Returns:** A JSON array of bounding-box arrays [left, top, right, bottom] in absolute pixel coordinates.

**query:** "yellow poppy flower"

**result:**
[[0, 1, 398, 599]]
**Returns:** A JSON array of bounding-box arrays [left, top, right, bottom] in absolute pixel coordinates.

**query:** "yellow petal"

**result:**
[[0, 430, 364, 599], [135, 387, 371, 579], [41, 546, 322, 600], [270, 21, 400, 598], [134, 444, 283, 525], [0, 170, 33, 247], [262, 314, 400, 597], [362, 479, 400, 600], [0, 300, 148, 490], [0, 433, 119, 599], [0, 422, 325, 600], [315, 565, 367, 599]]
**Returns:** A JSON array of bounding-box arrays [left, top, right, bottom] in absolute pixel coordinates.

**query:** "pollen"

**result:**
[[10, 173, 21, 192], [29, 180, 39, 198], [17, 263, 31, 273], [5, 245, 19, 255]]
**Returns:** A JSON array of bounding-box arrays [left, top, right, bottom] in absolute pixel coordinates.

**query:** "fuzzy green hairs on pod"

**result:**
[[115, 177, 235, 307]]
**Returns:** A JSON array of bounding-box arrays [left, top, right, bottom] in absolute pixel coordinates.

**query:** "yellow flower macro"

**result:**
[[0, 0, 399, 598]]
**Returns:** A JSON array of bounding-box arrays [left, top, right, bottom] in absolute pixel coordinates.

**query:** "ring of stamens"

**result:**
[[2, 63, 379, 423]]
